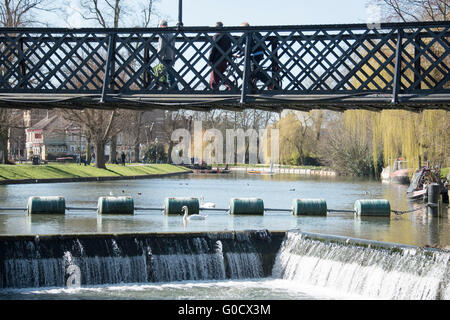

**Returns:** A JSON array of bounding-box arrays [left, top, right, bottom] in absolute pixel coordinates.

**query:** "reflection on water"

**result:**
[[0, 172, 448, 247]]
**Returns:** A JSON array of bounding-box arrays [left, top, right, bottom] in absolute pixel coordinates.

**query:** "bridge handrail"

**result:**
[[0, 20, 449, 32], [0, 20, 448, 108]]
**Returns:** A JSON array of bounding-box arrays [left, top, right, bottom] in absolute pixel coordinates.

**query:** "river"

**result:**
[[0, 172, 448, 247]]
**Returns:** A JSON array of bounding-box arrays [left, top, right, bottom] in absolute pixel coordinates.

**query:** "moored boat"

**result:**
[[406, 166, 441, 201], [381, 158, 410, 185]]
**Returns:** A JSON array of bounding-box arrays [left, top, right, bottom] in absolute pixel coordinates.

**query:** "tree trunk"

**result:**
[[109, 135, 117, 163], [132, 112, 143, 163], [167, 140, 174, 164], [95, 140, 106, 169], [134, 143, 140, 163], [0, 131, 8, 164], [86, 133, 92, 164]]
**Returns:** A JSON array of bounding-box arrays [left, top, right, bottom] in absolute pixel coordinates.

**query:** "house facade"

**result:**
[[26, 115, 86, 160]]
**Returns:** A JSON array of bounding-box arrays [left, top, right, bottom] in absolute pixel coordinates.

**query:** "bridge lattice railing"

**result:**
[[0, 21, 449, 101]]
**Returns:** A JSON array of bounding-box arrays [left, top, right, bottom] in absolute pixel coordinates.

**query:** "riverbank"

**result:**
[[0, 163, 191, 185], [216, 164, 336, 176]]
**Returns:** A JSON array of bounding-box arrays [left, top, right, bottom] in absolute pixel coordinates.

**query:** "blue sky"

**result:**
[[63, 0, 377, 28], [158, 0, 372, 27]]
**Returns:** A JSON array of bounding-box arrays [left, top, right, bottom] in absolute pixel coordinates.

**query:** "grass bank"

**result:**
[[0, 163, 189, 181]]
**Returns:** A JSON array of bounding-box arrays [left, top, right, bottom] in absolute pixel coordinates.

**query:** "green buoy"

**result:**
[[292, 199, 327, 216], [164, 197, 200, 215], [27, 196, 66, 214], [229, 198, 264, 215], [354, 199, 391, 216], [97, 196, 134, 214]]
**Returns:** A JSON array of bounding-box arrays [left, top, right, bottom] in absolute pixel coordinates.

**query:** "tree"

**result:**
[[375, 0, 449, 22], [0, 0, 57, 27], [0, 0, 58, 163], [75, 0, 160, 28], [142, 139, 167, 163], [273, 110, 323, 166], [319, 116, 378, 176], [340, 1, 450, 175], [60, 0, 159, 168], [60, 108, 127, 168]]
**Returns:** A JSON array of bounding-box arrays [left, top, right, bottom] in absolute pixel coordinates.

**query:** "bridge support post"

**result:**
[[101, 34, 116, 103], [144, 47, 150, 89], [391, 29, 403, 105], [413, 35, 422, 90], [18, 38, 27, 89], [240, 32, 253, 105]]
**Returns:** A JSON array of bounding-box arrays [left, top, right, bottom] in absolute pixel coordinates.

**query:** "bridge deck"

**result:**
[[0, 93, 448, 112]]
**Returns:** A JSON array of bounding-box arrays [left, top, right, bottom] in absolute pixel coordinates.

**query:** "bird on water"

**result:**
[[182, 205, 207, 221], [200, 196, 216, 208]]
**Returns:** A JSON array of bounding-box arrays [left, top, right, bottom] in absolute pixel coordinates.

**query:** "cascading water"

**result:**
[[0, 230, 277, 289], [272, 231, 450, 300], [1, 230, 448, 300]]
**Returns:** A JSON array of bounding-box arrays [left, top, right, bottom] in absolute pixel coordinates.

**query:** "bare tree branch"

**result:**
[[377, 0, 449, 21]]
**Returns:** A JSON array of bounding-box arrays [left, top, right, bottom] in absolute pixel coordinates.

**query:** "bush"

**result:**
[[142, 141, 167, 163], [318, 121, 380, 177]]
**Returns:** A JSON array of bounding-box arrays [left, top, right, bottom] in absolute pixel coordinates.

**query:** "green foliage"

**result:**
[[274, 111, 323, 166], [441, 167, 449, 178], [142, 141, 167, 163]]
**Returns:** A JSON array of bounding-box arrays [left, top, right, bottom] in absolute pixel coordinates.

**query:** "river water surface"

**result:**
[[1, 172, 449, 300], [0, 172, 448, 247]]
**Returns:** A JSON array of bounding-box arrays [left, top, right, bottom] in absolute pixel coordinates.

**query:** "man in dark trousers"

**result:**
[[157, 19, 176, 89], [238, 22, 270, 92], [208, 22, 232, 90], [121, 152, 126, 165]]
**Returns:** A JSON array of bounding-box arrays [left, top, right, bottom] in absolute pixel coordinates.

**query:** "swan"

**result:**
[[200, 196, 216, 208], [182, 206, 207, 221]]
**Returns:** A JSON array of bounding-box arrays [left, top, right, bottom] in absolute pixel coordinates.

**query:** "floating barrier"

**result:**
[[164, 197, 200, 215], [292, 199, 327, 216], [2, 196, 410, 218], [97, 196, 134, 215], [229, 198, 264, 215], [354, 199, 391, 216], [27, 196, 66, 215]]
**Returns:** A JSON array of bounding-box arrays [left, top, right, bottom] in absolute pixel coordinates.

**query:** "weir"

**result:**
[[0, 230, 283, 289], [0, 230, 448, 300]]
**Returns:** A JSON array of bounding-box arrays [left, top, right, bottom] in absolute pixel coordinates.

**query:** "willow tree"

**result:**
[[274, 111, 322, 166], [342, 1, 450, 175]]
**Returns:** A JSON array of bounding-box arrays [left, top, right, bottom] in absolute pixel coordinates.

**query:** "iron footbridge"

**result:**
[[0, 21, 449, 112]]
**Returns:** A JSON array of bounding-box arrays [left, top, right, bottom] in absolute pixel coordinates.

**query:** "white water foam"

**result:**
[[272, 231, 450, 300]]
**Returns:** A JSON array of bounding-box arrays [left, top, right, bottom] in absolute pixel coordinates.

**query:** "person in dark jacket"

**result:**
[[208, 22, 232, 90], [238, 22, 270, 92], [157, 20, 177, 89]]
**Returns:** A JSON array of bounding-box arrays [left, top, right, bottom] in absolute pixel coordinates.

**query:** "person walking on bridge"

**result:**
[[157, 20, 177, 90], [208, 22, 232, 90], [238, 22, 270, 93]]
